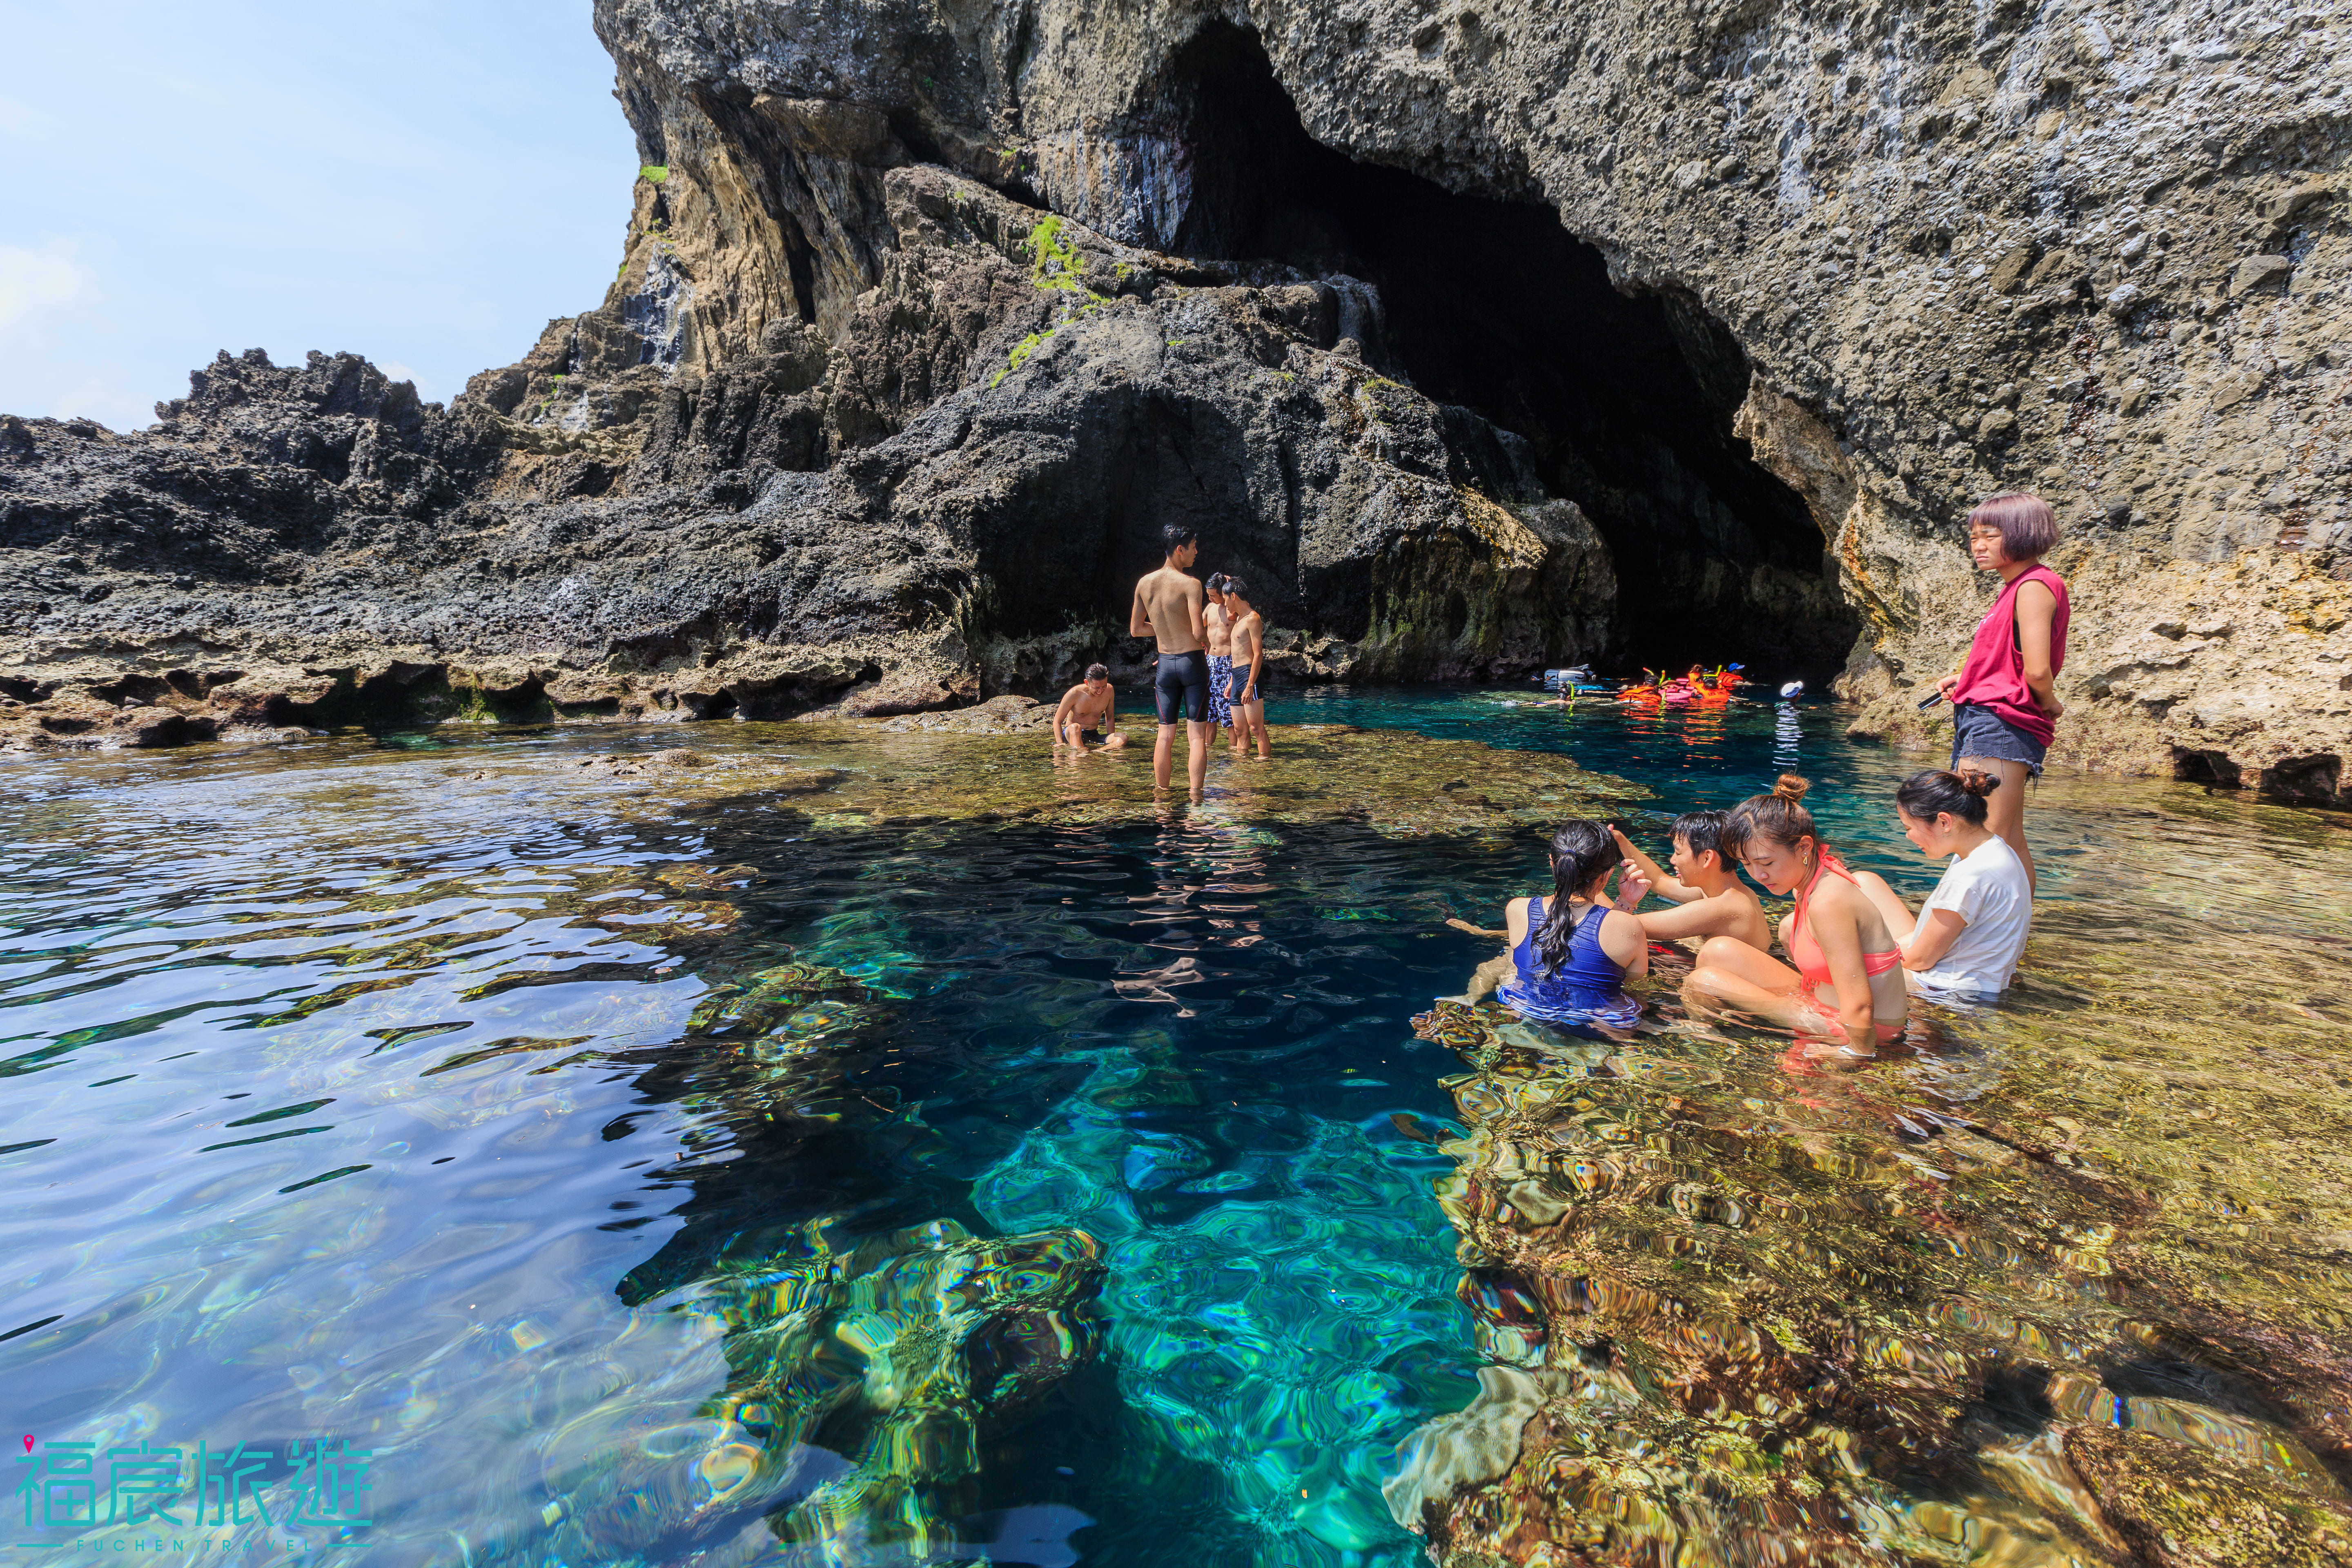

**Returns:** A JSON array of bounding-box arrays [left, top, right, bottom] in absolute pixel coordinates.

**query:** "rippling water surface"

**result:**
[[4, 692, 2349, 1567]]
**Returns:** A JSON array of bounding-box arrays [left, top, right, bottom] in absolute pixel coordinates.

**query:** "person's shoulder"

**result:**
[[1976, 834, 2031, 883]]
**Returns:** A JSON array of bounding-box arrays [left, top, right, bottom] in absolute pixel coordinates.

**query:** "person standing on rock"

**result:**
[[1203, 574, 1238, 754], [1223, 579, 1270, 760], [1936, 492, 2069, 893], [1130, 523, 1213, 801]]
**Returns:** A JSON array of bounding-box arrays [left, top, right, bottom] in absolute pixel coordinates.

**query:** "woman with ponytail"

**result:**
[[1494, 819, 1650, 1031], [1850, 769, 2034, 998], [1687, 775, 1909, 1056]]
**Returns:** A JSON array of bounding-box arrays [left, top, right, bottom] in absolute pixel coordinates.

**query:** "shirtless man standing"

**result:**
[[1203, 576, 1238, 754], [1129, 523, 1212, 800], [1050, 663, 1127, 750], [1222, 578, 1270, 760]]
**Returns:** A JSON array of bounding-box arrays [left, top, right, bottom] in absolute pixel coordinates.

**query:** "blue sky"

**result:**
[[0, 0, 639, 429]]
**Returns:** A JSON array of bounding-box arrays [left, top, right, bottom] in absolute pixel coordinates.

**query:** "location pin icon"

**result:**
[[20, 1436, 31, 1453]]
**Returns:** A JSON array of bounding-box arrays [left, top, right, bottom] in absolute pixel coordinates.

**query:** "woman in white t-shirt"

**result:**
[[1853, 769, 2034, 999]]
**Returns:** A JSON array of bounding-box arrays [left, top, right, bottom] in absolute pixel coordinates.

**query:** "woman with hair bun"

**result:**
[[1851, 769, 2035, 998], [1687, 775, 1909, 1057], [1938, 490, 2069, 891]]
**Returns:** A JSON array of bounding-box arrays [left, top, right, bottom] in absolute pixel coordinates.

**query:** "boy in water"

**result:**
[[1609, 814, 1772, 953], [1129, 523, 1212, 800], [1050, 664, 1127, 750], [1222, 579, 1270, 759]]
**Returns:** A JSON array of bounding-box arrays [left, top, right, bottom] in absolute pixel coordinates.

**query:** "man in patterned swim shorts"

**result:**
[[1204, 574, 1237, 752]]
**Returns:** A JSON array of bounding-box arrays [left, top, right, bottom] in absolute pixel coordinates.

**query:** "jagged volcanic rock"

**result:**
[[3, 0, 2347, 801]]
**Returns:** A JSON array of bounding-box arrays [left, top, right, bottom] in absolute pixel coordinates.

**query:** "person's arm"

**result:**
[[1242, 620, 1264, 696], [1051, 688, 1078, 742], [1129, 584, 1152, 639], [1903, 908, 1969, 970], [1811, 896, 1881, 1051], [1186, 582, 1205, 647], [2015, 579, 2062, 719], [1446, 917, 1508, 940], [1105, 689, 1116, 735], [1609, 827, 1697, 903], [1635, 895, 1741, 942], [1597, 909, 1649, 980]]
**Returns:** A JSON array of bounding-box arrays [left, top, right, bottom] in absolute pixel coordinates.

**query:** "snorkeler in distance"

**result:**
[[1049, 664, 1128, 751], [1129, 523, 1213, 802], [1850, 768, 2035, 1000], [1609, 812, 1773, 954], [1685, 776, 1909, 1059], [1490, 819, 1650, 1034]]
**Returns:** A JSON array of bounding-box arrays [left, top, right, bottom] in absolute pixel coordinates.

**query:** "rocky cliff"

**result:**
[[2, 0, 2346, 799]]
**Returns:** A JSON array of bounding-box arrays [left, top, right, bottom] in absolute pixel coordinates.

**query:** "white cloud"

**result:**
[[0, 236, 100, 332], [44, 375, 156, 433], [0, 93, 61, 141], [374, 359, 437, 397]]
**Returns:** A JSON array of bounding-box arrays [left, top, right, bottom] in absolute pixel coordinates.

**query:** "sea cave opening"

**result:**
[[1154, 22, 1862, 675]]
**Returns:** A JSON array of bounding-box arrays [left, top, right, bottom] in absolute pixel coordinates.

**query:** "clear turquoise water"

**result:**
[[3, 691, 2347, 1566]]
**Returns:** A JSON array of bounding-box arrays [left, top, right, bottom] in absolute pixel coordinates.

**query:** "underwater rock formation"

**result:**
[[5, 0, 2349, 798], [1390, 996, 2352, 1566]]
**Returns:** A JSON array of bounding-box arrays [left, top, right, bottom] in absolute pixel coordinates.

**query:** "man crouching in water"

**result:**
[[1129, 523, 1212, 801], [1051, 663, 1127, 750]]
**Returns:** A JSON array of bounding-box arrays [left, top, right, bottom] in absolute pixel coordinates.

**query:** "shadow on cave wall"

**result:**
[[1153, 22, 1862, 674]]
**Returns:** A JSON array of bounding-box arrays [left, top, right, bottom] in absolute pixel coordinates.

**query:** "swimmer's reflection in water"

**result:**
[[1112, 807, 1272, 1017]]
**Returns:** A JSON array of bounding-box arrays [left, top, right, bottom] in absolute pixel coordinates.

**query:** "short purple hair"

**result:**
[[1967, 491, 2058, 561]]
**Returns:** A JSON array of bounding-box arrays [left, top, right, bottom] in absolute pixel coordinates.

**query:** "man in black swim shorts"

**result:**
[[1049, 663, 1127, 751], [1128, 523, 1212, 800]]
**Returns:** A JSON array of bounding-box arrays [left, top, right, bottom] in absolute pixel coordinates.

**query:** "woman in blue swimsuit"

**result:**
[[1497, 819, 1651, 1031]]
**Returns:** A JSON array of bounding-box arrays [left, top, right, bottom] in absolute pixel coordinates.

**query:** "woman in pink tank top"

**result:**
[[1934, 492, 2070, 892]]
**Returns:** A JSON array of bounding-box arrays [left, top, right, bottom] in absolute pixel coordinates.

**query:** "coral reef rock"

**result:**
[[5, 0, 2348, 799]]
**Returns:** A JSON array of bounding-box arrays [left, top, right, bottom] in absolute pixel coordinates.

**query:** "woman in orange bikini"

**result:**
[[1686, 775, 1909, 1058]]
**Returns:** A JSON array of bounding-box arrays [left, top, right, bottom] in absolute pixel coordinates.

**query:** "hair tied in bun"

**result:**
[[1725, 774, 1820, 858], [1896, 768, 1995, 826]]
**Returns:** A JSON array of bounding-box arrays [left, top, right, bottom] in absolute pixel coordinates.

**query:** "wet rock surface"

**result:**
[[1388, 908, 2352, 1568], [408, 718, 1649, 839]]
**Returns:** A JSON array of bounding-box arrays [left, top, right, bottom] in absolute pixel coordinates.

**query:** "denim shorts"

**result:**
[[1951, 701, 2047, 778]]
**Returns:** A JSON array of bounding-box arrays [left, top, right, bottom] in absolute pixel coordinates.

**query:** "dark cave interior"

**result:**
[[1158, 22, 1862, 674]]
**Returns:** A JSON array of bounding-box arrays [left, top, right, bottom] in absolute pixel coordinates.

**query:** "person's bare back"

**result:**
[[1129, 525, 1212, 798], [1132, 566, 1204, 655]]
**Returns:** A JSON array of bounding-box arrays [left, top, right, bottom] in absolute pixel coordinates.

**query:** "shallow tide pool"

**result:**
[[4, 691, 2350, 1567]]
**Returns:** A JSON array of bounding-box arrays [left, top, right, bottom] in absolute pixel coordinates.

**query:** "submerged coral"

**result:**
[[1390, 958, 2352, 1566]]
